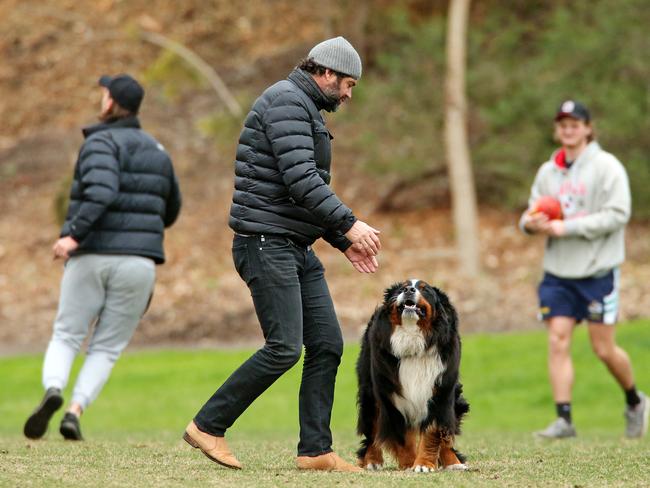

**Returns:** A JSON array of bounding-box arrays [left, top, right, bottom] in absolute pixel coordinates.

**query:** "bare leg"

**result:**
[[547, 317, 576, 402], [67, 402, 83, 417], [587, 323, 635, 389]]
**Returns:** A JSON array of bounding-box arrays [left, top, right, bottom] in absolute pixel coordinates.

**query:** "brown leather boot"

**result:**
[[183, 421, 242, 470], [296, 452, 363, 473]]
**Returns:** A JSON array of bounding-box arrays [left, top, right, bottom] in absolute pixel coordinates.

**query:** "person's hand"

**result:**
[[52, 236, 79, 260], [344, 220, 381, 256], [544, 219, 566, 237], [524, 211, 566, 237], [523, 210, 549, 234], [344, 244, 379, 273]]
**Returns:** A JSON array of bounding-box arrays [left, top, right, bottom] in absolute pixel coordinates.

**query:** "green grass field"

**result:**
[[1, 322, 649, 487]]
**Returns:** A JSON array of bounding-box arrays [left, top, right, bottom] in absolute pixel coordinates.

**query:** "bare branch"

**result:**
[[139, 31, 243, 118]]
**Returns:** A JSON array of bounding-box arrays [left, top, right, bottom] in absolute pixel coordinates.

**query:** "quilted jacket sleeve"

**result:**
[[66, 133, 120, 241], [164, 168, 182, 228], [322, 228, 353, 252]]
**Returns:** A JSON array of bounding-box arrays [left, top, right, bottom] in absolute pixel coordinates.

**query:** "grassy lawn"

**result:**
[[1, 321, 648, 487]]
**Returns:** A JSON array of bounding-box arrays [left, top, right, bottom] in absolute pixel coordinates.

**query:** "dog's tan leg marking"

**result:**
[[439, 432, 468, 470], [361, 442, 384, 470], [439, 445, 462, 466], [439, 433, 461, 467], [386, 429, 417, 470], [360, 421, 384, 469], [412, 427, 441, 472]]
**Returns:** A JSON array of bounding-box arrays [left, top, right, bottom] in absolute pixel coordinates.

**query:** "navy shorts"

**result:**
[[538, 269, 619, 324]]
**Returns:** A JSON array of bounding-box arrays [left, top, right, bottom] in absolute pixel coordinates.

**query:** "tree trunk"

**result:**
[[444, 0, 480, 276]]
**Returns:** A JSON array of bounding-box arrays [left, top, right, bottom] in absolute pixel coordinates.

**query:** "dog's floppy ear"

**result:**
[[432, 286, 458, 329], [383, 282, 402, 305]]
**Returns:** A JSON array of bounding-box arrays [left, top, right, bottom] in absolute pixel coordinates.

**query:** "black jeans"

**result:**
[[194, 234, 344, 456]]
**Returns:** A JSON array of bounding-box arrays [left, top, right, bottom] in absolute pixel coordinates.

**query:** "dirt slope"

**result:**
[[2, 1, 650, 352]]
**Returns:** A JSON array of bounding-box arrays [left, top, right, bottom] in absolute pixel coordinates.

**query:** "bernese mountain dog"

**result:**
[[356, 279, 469, 472]]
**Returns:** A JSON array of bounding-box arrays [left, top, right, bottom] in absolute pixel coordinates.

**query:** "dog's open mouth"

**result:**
[[400, 300, 426, 317]]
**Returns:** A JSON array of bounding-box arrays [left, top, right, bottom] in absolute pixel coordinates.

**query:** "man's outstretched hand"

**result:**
[[344, 243, 379, 273], [345, 220, 381, 256]]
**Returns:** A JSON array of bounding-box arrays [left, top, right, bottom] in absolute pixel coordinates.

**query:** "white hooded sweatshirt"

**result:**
[[520, 141, 631, 279]]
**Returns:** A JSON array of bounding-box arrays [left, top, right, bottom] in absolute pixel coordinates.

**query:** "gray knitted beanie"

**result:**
[[308, 36, 362, 79]]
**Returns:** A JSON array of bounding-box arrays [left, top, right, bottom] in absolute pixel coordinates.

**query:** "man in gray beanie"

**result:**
[[309, 36, 362, 81], [184, 37, 379, 473]]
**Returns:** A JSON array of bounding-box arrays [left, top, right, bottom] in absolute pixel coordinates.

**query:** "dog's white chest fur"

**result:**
[[390, 324, 446, 426]]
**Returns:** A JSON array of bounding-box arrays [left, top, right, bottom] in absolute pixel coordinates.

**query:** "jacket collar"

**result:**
[[82, 115, 141, 138], [287, 69, 338, 113], [553, 141, 600, 170]]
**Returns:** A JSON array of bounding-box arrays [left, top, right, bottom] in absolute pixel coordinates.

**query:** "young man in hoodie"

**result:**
[[520, 100, 648, 439], [183, 37, 379, 472]]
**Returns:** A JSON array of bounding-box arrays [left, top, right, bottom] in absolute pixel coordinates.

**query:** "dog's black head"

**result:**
[[383, 279, 457, 340]]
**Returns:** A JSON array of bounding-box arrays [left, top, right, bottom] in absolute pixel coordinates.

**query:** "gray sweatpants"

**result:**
[[42, 254, 155, 410]]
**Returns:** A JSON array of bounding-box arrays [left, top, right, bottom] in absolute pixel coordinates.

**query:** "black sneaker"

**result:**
[[59, 412, 83, 440], [23, 387, 64, 439]]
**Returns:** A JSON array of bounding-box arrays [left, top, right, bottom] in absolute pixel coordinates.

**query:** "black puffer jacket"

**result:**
[[61, 116, 181, 264], [229, 69, 356, 251]]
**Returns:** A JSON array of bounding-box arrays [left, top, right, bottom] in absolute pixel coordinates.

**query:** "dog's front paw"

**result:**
[[412, 464, 437, 473], [365, 463, 383, 471], [444, 463, 468, 471]]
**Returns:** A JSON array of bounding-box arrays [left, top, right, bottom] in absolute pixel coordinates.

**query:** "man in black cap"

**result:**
[[184, 37, 378, 472], [23, 74, 181, 441], [98, 74, 145, 114]]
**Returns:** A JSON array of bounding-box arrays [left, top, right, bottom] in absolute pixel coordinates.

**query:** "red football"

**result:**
[[533, 196, 563, 220]]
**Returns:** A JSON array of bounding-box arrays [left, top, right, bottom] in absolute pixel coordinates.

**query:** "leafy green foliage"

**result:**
[[467, 0, 650, 213], [143, 50, 204, 100], [337, 7, 447, 179], [338, 0, 650, 215]]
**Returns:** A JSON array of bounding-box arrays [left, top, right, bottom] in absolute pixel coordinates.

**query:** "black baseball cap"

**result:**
[[554, 100, 590, 122], [98, 74, 144, 114]]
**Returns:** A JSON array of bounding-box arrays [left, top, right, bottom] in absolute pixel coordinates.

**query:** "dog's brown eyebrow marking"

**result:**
[[418, 282, 426, 289]]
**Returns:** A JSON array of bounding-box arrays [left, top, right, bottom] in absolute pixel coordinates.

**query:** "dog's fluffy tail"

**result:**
[[452, 382, 470, 464], [454, 382, 470, 435]]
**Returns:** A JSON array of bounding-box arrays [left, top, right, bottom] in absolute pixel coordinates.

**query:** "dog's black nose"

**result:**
[[405, 285, 416, 295]]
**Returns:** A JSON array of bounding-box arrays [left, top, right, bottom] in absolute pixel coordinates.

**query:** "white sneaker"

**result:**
[[534, 417, 577, 439], [625, 392, 650, 438]]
